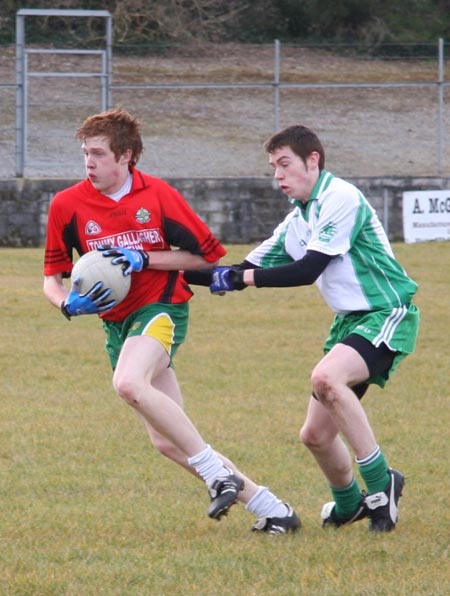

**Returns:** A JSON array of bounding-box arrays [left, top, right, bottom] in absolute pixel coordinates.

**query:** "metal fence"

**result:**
[[0, 8, 449, 180]]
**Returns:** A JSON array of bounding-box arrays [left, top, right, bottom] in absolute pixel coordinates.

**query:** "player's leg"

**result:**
[[133, 364, 197, 474], [114, 333, 248, 518], [133, 363, 299, 532], [311, 337, 404, 531], [104, 316, 194, 471], [134, 362, 299, 532], [136, 364, 267, 503], [114, 334, 210, 456], [104, 313, 225, 480], [112, 310, 299, 531], [140, 364, 257, 485], [143, 366, 257, 495], [300, 396, 351, 486], [310, 342, 378, 459], [300, 395, 368, 526]]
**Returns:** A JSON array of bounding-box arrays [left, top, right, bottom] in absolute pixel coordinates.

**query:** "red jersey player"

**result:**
[[43, 107, 300, 534]]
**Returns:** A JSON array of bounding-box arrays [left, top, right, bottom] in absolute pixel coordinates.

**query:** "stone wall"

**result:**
[[1, 176, 449, 247]]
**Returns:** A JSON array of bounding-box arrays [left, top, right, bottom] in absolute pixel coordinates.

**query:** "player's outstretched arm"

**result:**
[[148, 249, 219, 272], [100, 246, 219, 275], [210, 267, 248, 294], [184, 259, 258, 288], [251, 250, 332, 287], [209, 251, 333, 292]]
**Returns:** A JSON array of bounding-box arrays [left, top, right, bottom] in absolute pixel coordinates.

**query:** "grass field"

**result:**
[[1, 244, 449, 596]]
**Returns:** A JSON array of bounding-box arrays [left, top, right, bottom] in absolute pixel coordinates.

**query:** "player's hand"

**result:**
[[98, 246, 149, 276], [61, 277, 116, 320], [210, 267, 247, 294]]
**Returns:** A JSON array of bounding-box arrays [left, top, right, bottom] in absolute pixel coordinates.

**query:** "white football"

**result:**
[[71, 251, 131, 304]]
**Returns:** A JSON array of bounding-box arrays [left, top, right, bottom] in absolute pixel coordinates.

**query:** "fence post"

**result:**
[[15, 13, 25, 177], [437, 37, 444, 177], [106, 13, 113, 109], [273, 39, 280, 132], [383, 187, 390, 237]]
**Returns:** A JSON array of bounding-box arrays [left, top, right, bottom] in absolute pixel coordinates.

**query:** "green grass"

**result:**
[[1, 244, 449, 596]]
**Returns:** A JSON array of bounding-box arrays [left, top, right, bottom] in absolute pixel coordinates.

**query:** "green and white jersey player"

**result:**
[[203, 125, 420, 532], [248, 170, 417, 317]]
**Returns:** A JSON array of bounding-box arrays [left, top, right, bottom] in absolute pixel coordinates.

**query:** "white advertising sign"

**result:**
[[402, 190, 450, 243]]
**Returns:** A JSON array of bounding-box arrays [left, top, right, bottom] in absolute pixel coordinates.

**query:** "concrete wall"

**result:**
[[1, 176, 450, 247]]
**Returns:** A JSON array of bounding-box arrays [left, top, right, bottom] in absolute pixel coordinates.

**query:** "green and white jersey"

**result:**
[[246, 170, 418, 315]]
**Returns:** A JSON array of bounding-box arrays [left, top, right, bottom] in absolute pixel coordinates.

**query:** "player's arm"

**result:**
[[249, 250, 332, 287], [147, 249, 218, 271], [43, 273, 68, 308], [44, 272, 115, 320], [210, 251, 333, 292], [184, 260, 259, 286], [98, 247, 220, 275]]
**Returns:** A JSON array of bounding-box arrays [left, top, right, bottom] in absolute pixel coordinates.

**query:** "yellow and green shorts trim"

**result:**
[[102, 302, 189, 369]]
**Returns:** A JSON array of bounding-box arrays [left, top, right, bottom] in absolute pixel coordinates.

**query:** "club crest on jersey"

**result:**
[[85, 220, 102, 235], [136, 208, 151, 224], [318, 222, 337, 243]]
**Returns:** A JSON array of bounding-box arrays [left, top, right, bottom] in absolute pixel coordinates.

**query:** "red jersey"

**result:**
[[44, 169, 226, 321]]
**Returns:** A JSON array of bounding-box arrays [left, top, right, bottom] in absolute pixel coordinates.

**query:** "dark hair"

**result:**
[[264, 125, 325, 170], [76, 107, 143, 166]]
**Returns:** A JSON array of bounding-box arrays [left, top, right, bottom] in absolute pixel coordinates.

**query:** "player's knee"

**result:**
[[310, 368, 337, 406], [113, 373, 140, 405]]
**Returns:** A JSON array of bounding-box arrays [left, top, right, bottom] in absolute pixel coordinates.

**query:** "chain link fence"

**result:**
[[0, 37, 449, 180]]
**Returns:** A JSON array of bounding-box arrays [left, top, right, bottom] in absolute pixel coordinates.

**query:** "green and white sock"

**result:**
[[357, 445, 390, 494], [331, 477, 363, 520]]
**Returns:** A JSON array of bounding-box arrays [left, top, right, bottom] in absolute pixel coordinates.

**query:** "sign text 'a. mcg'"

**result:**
[[402, 190, 450, 243]]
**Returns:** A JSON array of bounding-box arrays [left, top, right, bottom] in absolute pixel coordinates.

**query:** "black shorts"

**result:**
[[340, 334, 396, 399], [312, 333, 396, 401]]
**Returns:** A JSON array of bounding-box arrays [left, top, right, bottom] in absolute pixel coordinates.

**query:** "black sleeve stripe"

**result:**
[[163, 216, 219, 257]]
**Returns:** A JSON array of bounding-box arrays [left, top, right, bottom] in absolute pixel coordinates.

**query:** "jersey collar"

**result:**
[[288, 169, 334, 210], [130, 167, 147, 192], [84, 167, 147, 199]]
